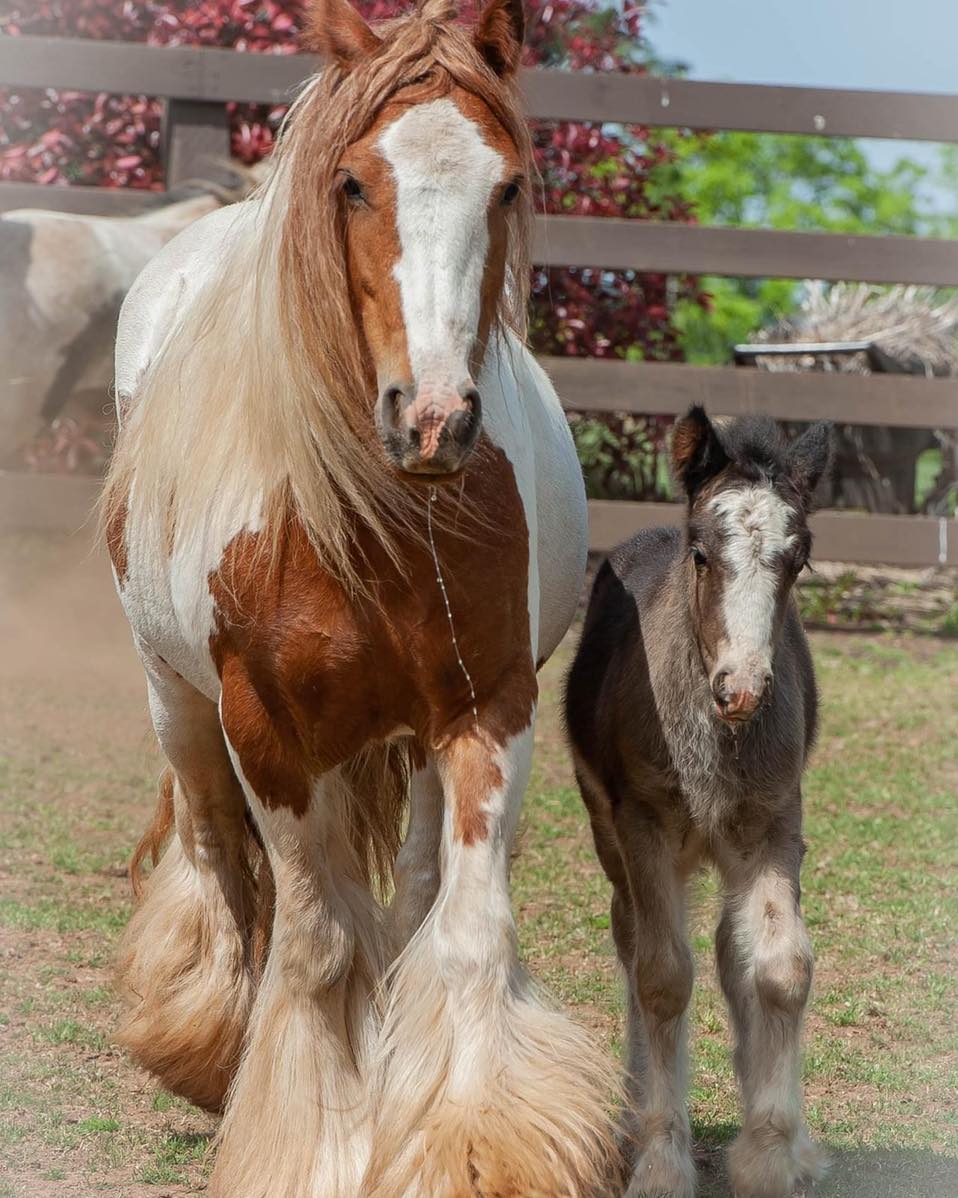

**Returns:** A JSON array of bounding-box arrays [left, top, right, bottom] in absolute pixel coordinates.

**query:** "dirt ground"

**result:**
[[1, 526, 956, 1197]]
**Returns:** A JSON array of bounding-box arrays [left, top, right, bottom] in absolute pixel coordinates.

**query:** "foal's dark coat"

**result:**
[[565, 408, 831, 1198]]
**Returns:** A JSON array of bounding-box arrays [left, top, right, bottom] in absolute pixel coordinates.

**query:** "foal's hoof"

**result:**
[[625, 1134, 697, 1198], [727, 1124, 828, 1198]]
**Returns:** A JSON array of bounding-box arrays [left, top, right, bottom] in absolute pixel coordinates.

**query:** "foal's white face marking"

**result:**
[[378, 97, 507, 398], [710, 486, 796, 665]]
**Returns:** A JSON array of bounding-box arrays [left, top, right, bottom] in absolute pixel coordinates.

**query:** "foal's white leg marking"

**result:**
[[716, 846, 825, 1198], [710, 486, 796, 669], [210, 754, 381, 1198], [379, 98, 506, 396]]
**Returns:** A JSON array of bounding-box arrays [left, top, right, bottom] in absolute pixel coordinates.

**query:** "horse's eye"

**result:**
[[501, 180, 521, 206], [342, 175, 365, 204], [691, 546, 708, 570]]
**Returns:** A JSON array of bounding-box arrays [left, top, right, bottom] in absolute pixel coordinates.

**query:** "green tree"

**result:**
[[658, 131, 951, 362]]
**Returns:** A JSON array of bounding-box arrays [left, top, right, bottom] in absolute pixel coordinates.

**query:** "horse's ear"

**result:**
[[474, 0, 525, 77], [787, 420, 833, 505], [671, 406, 729, 501], [303, 0, 381, 69]]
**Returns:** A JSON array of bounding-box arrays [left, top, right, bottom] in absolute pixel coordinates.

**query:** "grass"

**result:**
[[1, 529, 955, 1194]]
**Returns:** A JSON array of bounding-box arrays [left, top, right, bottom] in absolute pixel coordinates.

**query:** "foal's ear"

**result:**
[[303, 0, 381, 69], [671, 406, 729, 500], [474, 0, 525, 77], [787, 420, 833, 505]]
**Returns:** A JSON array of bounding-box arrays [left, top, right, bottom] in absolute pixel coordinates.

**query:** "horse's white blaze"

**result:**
[[378, 97, 506, 395], [710, 486, 796, 669]]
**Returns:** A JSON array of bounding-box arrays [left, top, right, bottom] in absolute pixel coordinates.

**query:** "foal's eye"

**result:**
[[341, 174, 365, 204], [691, 546, 708, 570], [501, 180, 521, 206]]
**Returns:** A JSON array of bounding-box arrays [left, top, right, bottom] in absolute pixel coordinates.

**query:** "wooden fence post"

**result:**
[[163, 99, 232, 187]]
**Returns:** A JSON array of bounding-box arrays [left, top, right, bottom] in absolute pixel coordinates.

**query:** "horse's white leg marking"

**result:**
[[716, 834, 826, 1198], [388, 755, 443, 953], [364, 717, 616, 1198], [116, 644, 256, 1112], [210, 759, 383, 1198]]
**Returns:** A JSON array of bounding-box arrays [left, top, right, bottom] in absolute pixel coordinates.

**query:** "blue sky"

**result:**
[[645, 0, 958, 212], [646, 0, 958, 92]]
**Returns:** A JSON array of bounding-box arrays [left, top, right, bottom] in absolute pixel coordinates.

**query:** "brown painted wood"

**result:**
[[4, 38, 958, 143], [542, 358, 958, 430], [163, 99, 231, 187], [587, 501, 958, 567], [533, 217, 958, 287], [0, 182, 161, 215], [521, 72, 958, 142], [0, 37, 313, 106]]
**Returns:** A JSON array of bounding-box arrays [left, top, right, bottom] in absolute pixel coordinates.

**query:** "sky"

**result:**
[[645, 0, 958, 210]]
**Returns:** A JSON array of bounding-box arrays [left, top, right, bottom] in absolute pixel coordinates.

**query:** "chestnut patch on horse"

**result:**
[[208, 441, 535, 827]]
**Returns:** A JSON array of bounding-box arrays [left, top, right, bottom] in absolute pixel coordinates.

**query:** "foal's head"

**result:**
[[671, 407, 832, 724], [282, 0, 532, 477]]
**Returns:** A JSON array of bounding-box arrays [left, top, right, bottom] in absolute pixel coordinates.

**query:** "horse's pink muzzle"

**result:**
[[376, 380, 482, 476]]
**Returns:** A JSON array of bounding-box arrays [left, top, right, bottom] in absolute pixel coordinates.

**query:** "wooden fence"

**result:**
[[1, 35, 956, 566]]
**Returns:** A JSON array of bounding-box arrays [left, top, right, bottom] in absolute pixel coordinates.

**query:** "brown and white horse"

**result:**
[[104, 1, 615, 1195]]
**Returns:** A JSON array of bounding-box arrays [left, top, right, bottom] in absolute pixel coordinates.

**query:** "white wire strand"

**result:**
[[426, 486, 480, 733]]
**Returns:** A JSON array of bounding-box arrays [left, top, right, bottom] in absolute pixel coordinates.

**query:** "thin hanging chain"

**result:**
[[426, 486, 480, 733]]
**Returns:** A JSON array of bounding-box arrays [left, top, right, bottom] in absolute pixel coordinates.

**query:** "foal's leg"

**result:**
[[388, 755, 442, 952], [116, 647, 256, 1112], [715, 828, 826, 1198], [614, 806, 697, 1198], [574, 756, 642, 1170], [364, 704, 617, 1198], [209, 764, 385, 1198]]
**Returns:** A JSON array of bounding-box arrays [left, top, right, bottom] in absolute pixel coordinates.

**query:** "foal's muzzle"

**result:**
[[376, 379, 481, 476], [711, 667, 772, 724]]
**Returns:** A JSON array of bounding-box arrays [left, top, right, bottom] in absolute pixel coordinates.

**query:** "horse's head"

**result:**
[[671, 407, 832, 724], [300, 0, 530, 477]]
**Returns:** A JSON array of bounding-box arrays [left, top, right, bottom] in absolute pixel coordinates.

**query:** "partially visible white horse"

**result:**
[[0, 184, 246, 457]]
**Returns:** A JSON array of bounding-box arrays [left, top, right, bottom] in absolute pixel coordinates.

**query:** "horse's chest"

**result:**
[[208, 505, 533, 805]]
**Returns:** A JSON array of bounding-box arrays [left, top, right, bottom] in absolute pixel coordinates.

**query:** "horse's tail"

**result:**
[[129, 767, 175, 900]]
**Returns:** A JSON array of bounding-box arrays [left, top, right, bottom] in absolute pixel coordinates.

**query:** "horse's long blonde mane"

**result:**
[[104, 0, 532, 592]]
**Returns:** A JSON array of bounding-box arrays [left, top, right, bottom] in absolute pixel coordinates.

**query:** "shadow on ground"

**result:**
[[693, 1130, 958, 1198]]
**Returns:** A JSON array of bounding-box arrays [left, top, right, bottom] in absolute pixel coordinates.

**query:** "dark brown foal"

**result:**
[[565, 407, 832, 1198]]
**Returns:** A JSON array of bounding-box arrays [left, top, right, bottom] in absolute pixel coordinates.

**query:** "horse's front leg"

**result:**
[[715, 822, 827, 1198], [364, 694, 617, 1198], [210, 695, 387, 1198]]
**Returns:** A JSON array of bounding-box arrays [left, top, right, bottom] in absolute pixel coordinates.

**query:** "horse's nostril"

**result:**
[[712, 671, 730, 703], [459, 384, 481, 413], [378, 382, 411, 431]]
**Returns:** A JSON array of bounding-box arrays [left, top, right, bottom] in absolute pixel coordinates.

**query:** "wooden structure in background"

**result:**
[[0, 36, 955, 565]]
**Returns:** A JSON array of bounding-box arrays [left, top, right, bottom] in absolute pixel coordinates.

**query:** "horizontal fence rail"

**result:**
[[4, 189, 958, 289], [532, 218, 958, 287], [540, 359, 958, 431], [2, 474, 953, 568], [4, 37, 958, 142], [588, 502, 958, 568]]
